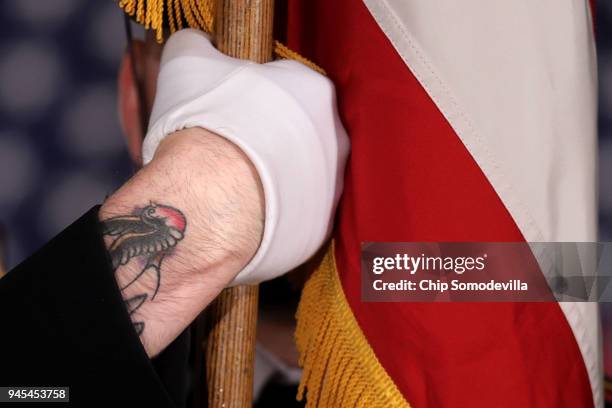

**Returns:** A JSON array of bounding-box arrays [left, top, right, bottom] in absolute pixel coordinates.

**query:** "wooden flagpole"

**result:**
[[201, 1, 274, 407]]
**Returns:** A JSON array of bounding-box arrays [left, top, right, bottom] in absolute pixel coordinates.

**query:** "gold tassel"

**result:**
[[115, 0, 325, 74], [295, 243, 410, 407]]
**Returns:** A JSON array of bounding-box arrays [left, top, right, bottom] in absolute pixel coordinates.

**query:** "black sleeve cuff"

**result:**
[[0, 206, 175, 407]]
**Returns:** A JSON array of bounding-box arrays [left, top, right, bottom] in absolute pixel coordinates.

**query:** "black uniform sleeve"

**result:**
[[0, 206, 176, 407]]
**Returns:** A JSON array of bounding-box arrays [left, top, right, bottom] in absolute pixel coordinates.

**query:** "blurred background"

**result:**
[[0, 0, 133, 268], [1, 0, 612, 405]]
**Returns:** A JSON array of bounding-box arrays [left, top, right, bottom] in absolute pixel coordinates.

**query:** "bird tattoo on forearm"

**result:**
[[101, 202, 187, 336]]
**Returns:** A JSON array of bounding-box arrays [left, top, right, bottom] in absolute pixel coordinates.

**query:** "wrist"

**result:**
[[100, 127, 264, 356], [103, 127, 264, 271]]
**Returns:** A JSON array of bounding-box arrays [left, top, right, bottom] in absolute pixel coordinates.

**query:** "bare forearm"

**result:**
[[99, 128, 264, 357]]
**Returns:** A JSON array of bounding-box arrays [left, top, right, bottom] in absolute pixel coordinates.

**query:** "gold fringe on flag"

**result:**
[[295, 242, 410, 407], [116, 0, 325, 74]]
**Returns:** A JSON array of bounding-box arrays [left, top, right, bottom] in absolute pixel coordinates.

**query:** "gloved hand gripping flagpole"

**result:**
[[202, 1, 274, 406]]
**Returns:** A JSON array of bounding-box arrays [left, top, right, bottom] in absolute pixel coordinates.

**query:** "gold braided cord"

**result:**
[[173, 0, 183, 29], [295, 243, 410, 407], [180, 0, 198, 33], [116, 0, 324, 74], [137, 0, 145, 28], [188, 0, 209, 32], [195, 0, 214, 33], [274, 40, 325, 75], [167, 0, 176, 32], [144, 0, 152, 29]]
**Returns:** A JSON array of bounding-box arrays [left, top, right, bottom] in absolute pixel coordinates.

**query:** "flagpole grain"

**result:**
[[199, 1, 274, 407]]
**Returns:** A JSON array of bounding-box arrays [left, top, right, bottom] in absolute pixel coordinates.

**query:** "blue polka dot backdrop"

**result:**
[[0, 1, 133, 269]]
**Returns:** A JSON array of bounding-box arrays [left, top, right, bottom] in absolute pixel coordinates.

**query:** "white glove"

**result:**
[[143, 29, 349, 285]]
